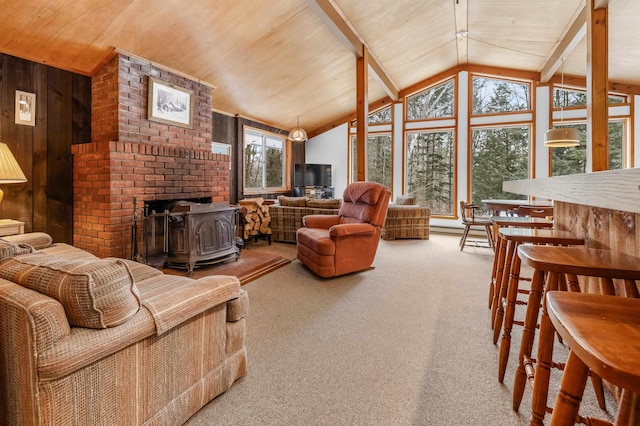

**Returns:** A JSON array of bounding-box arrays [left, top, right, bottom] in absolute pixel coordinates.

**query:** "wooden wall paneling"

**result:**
[[46, 67, 73, 243], [608, 210, 637, 296], [32, 63, 48, 233], [2, 55, 34, 227], [587, 206, 609, 250], [72, 74, 91, 145]]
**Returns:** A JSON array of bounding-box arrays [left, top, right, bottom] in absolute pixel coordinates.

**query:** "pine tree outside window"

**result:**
[[243, 127, 285, 190]]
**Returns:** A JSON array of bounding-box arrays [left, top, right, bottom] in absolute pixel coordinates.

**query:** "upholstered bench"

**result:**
[[381, 196, 431, 240]]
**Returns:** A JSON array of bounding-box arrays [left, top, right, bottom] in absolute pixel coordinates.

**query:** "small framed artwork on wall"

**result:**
[[15, 90, 36, 126], [147, 77, 194, 128]]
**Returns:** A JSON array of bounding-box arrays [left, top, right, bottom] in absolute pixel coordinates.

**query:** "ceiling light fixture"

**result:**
[[288, 116, 308, 142], [544, 57, 580, 148]]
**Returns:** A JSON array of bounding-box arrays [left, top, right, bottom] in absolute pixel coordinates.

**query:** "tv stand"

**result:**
[[294, 186, 334, 199]]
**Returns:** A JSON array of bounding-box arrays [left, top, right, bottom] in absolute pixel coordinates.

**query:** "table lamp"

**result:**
[[0, 143, 27, 204]]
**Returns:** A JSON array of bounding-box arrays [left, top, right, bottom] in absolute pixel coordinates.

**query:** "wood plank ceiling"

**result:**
[[0, 0, 638, 135]]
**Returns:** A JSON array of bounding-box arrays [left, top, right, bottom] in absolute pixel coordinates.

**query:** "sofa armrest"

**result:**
[[3, 232, 53, 249], [137, 274, 241, 335], [329, 223, 376, 238], [303, 214, 341, 229]]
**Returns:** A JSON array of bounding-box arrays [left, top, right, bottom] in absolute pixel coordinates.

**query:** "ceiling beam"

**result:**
[[539, 6, 586, 83], [307, 0, 399, 101], [454, 0, 468, 65]]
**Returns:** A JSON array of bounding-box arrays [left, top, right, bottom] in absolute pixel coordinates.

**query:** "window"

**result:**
[[368, 106, 392, 124], [553, 87, 628, 108], [406, 79, 455, 120], [472, 76, 531, 114], [551, 121, 625, 176], [471, 126, 529, 207], [243, 127, 286, 190], [406, 130, 454, 215], [350, 134, 392, 188]]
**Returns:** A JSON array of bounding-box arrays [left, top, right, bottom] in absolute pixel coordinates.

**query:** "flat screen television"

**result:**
[[294, 163, 332, 187]]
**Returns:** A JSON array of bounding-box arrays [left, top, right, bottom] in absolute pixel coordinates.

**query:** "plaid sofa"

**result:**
[[269, 196, 342, 243], [381, 196, 431, 240], [0, 232, 247, 425]]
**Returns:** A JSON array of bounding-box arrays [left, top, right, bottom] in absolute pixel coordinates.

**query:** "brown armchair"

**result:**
[[296, 182, 391, 278]]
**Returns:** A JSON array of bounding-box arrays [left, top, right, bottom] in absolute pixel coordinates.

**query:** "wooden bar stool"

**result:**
[[546, 292, 640, 426], [513, 246, 640, 426], [488, 216, 553, 315], [494, 228, 585, 384]]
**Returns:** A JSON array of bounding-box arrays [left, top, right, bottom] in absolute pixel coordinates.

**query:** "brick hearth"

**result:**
[[72, 53, 230, 258]]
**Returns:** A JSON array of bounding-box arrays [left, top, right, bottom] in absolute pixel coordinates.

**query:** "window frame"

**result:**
[[242, 125, 290, 194]]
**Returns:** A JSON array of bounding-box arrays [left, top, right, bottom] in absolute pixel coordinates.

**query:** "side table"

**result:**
[[0, 219, 25, 237]]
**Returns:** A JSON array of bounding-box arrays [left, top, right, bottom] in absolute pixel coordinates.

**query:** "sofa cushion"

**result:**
[[277, 195, 307, 207], [0, 253, 141, 329], [305, 198, 342, 209], [0, 238, 35, 261]]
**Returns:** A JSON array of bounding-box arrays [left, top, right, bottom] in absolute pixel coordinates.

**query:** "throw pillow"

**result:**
[[277, 196, 307, 207], [0, 253, 141, 329], [0, 238, 35, 262], [395, 195, 417, 205]]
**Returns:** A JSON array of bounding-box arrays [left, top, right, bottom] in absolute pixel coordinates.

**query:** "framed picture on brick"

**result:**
[[147, 77, 194, 128]]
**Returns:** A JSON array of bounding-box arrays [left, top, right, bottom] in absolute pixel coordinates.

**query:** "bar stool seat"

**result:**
[[514, 245, 640, 426], [546, 292, 640, 426], [488, 216, 553, 312], [493, 228, 585, 384]]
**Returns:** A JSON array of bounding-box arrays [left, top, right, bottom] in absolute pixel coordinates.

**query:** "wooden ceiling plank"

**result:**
[[307, 0, 398, 101], [454, 0, 468, 65], [540, 5, 587, 83]]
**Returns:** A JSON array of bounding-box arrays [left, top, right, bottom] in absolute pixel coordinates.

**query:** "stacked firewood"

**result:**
[[238, 198, 272, 239]]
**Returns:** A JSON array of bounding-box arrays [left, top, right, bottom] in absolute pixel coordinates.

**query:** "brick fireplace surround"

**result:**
[[72, 53, 230, 259]]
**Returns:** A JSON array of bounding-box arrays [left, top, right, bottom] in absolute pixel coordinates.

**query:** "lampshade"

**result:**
[[0, 142, 27, 205], [288, 117, 307, 142], [544, 127, 581, 148]]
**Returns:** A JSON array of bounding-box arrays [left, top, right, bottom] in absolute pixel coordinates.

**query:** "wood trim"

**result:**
[[586, 0, 609, 171], [547, 74, 640, 96], [540, 6, 587, 83], [307, 96, 393, 138], [356, 48, 368, 181], [400, 65, 464, 99]]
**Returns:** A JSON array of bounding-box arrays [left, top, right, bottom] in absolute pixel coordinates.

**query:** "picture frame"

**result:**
[[147, 77, 194, 128], [15, 90, 36, 126]]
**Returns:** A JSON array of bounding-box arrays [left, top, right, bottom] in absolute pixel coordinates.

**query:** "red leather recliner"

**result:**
[[296, 181, 391, 278]]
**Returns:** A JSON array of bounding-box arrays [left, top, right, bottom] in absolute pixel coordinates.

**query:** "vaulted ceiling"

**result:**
[[0, 0, 637, 136]]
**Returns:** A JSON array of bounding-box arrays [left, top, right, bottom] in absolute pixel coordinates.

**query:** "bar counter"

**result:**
[[504, 168, 640, 294]]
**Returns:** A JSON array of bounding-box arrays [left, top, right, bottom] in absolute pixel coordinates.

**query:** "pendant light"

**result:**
[[544, 57, 580, 147], [288, 116, 308, 142]]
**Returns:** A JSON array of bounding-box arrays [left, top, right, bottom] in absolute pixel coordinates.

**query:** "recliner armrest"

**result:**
[[303, 214, 341, 229], [329, 223, 376, 238]]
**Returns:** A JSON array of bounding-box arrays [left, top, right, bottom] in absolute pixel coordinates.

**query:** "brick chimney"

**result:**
[[72, 53, 230, 258]]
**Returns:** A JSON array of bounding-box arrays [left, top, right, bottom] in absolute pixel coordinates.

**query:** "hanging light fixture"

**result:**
[[544, 57, 580, 148], [288, 116, 308, 142]]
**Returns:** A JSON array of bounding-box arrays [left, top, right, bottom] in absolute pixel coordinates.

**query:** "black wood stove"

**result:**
[[142, 199, 240, 276]]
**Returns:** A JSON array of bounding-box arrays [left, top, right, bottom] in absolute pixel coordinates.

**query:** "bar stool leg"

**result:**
[[491, 234, 508, 314], [513, 268, 545, 411], [493, 238, 515, 329], [489, 234, 503, 309], [615, 389, 640, 426], [498, 248, 522, 382], [493, 241, 520, 344], [548, 350, 590, 426], [529, 271, 560, 425]]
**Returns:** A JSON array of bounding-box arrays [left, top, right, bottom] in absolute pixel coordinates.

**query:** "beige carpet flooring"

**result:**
[[185, 234, 617, 426]]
